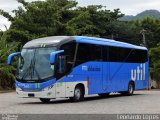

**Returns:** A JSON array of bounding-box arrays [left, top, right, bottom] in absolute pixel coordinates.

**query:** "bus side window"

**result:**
[[57, 42, 76, 78], [90, 45, 102, 61], [126, 49, 148, 63], [75, 43, 103, 66], [75, 43, 91, 65], [102, 46, 109, 62]]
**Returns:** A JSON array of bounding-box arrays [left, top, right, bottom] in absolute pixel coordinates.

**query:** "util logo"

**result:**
[[131, 63, 146, 81]]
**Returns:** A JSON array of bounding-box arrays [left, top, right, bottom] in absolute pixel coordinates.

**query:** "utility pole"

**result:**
[[140, 29, 147, 47], [140, 29, 150, 90]]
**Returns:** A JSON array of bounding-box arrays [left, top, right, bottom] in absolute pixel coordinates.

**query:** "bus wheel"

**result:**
[[40, 98, 50, 103], [98, 93, 110, 98], [70, 86, 84, 102], [121, 82, 134, 96], [127, 82, 134, 96]]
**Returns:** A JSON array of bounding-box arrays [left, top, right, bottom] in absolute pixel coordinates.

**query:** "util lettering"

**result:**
[[131, 63, 145, 81]]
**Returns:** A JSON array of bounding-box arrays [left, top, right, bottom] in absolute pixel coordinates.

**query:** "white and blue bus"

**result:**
[[8, 36, 149, 103]]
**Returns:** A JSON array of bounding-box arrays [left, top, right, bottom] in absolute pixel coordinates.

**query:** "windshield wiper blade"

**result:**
[[20, 59, 33, 81], [20, 49, 36, 81], [31, 54, 41, 80], [20, 49, 41, 81]]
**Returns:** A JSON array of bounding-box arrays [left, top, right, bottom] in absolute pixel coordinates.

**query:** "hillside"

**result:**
[[120, 10, 160, 21]]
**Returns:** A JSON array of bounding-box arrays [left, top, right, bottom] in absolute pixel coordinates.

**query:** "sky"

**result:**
[[0, 0, 160, 31]]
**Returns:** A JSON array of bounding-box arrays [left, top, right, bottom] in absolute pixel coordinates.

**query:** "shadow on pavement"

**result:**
[[19, 93, 144, 105]]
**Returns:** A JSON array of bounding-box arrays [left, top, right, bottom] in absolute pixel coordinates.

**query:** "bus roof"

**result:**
[[23, 36, 73, 48], [23, 36, 147, 50], [74, 36, 147, 50]]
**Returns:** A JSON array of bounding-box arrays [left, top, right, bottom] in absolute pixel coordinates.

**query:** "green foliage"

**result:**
[[131, 17, 160, 48], [0, 9, 14, 21], [0, 32, 19, 89], [0, 0, 124, 45], [149, 46, 160, 80]]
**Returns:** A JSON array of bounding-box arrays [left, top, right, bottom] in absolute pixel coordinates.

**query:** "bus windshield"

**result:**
[[16, 47, 56, 81]]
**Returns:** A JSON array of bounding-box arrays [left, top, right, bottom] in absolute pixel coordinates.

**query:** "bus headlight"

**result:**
[[42, 84, 54, 91], [16, 86, 22, 91]]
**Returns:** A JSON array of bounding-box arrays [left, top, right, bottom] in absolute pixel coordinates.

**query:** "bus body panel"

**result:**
[[15, 61, 148, 98]]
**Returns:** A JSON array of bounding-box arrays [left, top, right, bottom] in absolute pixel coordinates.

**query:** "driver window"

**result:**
[[56, 42, 76, 79]]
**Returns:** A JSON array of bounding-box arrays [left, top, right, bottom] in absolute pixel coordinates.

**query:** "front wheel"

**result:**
[[70, 86, 84, 102], [40, 98, 50, 103]]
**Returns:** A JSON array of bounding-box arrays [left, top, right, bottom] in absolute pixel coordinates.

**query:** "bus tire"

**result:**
[[98, 93, 110, 98], [40, 98, 50, 103], [127, 82, 134, 96], [121, 82, 134, 96], [70, 85, 84, 102]]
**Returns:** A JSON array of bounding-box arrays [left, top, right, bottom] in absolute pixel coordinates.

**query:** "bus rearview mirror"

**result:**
[[50, 50, 64, 65], [7, 52, 21, 65], [58, 55, 67, 74]]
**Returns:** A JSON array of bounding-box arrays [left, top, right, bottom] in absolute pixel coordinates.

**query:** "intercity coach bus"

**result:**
[[8, 36, 149, 103]]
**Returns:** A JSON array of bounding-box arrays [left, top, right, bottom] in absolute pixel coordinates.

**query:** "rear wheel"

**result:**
[[121, 82, 134, 96], [70, 85, 84, 102], [40, 98, 50, 103], [98, 93, 110, 98], [127, 82, 134, 95]]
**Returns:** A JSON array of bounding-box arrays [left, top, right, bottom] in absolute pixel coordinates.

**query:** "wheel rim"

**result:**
[[129, 84, 133, 94], [75, 88, 81, 100]]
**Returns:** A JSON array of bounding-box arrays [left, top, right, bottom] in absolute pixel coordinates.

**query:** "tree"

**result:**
[[0, 0, 79, 45], [0, 0, 124, 45], [0, 32, 19, 89], [131, 17, 160, 48], [149, 45, 160, 81]]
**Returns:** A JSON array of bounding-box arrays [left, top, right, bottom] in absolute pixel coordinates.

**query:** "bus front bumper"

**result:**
[[16, 88, 56, 99]]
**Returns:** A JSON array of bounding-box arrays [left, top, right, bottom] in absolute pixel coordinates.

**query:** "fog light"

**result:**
[[16, 86, 22, 91]]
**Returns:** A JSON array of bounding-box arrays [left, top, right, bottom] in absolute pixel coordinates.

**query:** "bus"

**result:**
[[8, 36, 149, 103]]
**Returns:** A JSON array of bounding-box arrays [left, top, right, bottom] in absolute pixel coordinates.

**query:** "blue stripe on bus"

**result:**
[[16, 79, 56, 90]]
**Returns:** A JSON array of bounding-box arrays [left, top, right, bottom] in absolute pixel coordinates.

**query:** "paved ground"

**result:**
[[0, 90, 160, 114]]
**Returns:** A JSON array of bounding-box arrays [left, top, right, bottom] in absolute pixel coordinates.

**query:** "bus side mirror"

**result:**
[[50, 50, 64, 65], [58, 55, 67, 73], [7, 52, 21, 65]]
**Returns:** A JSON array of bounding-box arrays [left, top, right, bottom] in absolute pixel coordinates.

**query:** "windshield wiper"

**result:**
[[31, 51, 41, 80], [20, 49, 41, 81], [20, 58, 34, 81]]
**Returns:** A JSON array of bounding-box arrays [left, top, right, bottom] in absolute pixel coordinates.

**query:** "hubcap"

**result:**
[[129, 84, 133, 94], [75, 88, 81, 99]]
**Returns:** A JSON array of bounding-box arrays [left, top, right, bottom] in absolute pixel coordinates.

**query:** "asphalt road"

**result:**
[[0, 90, 160, 114]]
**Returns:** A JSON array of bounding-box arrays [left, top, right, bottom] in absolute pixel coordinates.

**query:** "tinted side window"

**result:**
[[75, 43, 102, 66], [90, 45, 102, 61], [109, 46, 131, 62], [102, 46, 109, 62], [127, 49, 148, 63], [60, 42, 76, 63], [108, 46, 148, 63], [141, 50, 148, 62], [58, 42, 76, 76]]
